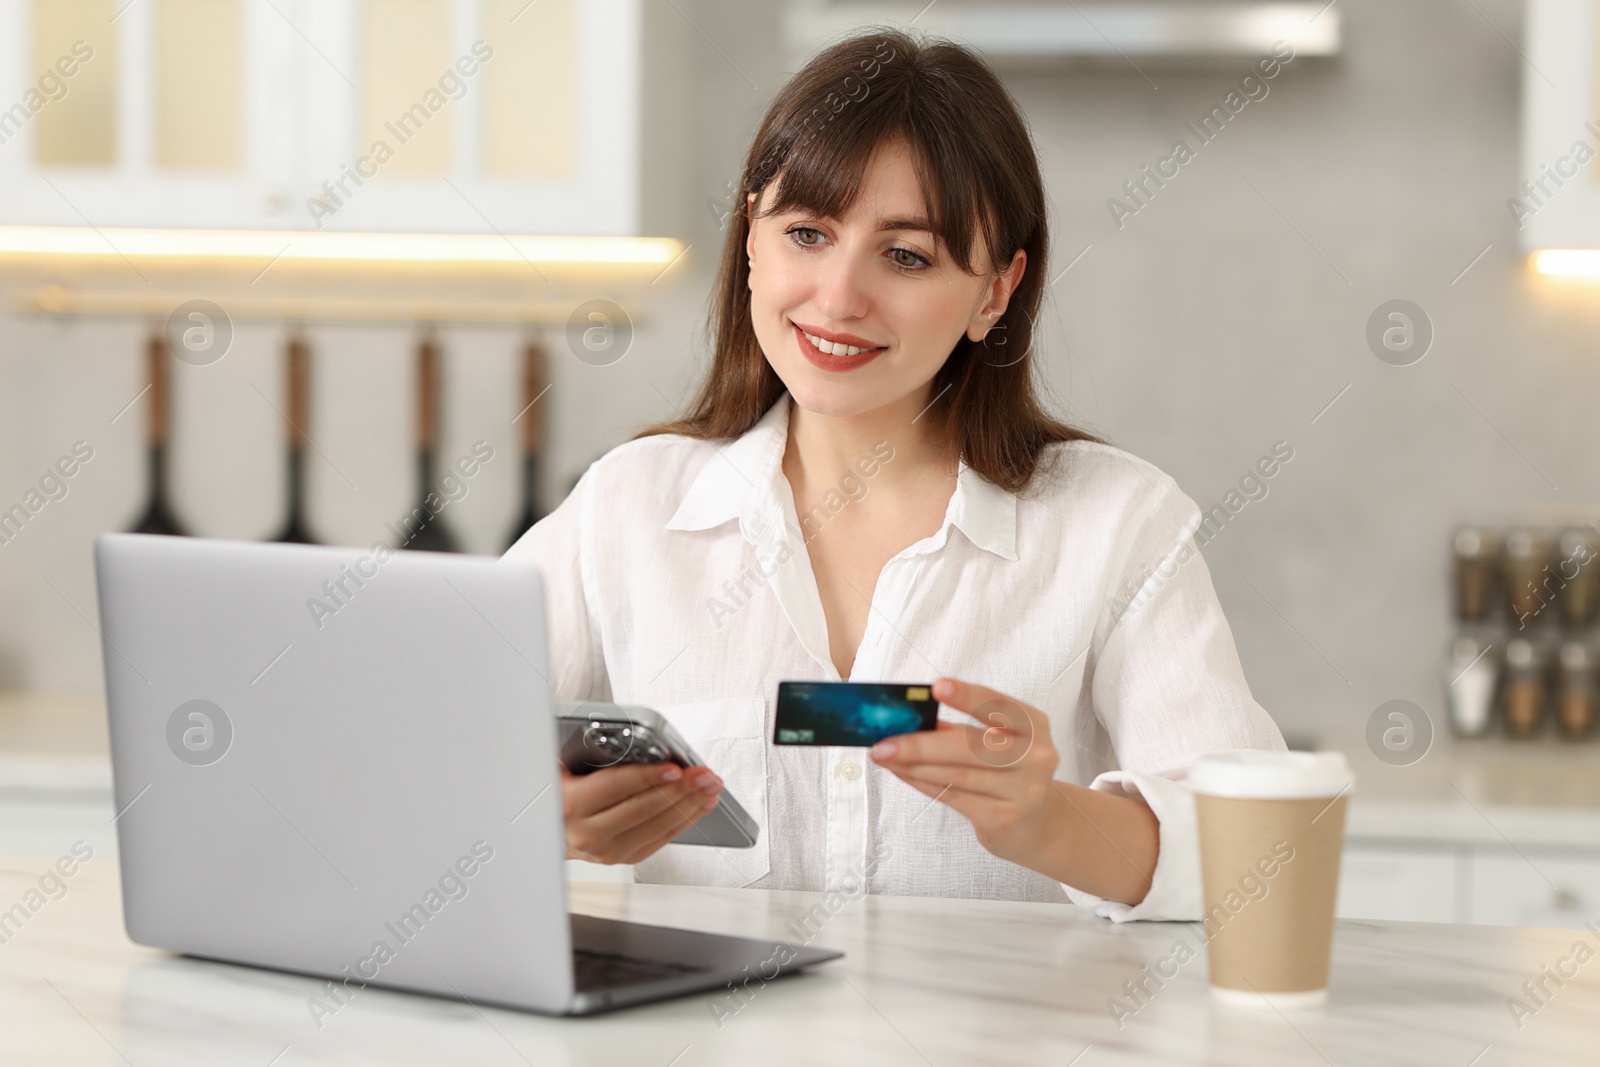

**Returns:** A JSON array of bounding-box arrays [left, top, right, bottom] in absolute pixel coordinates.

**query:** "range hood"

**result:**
[[784, 3, 1341, 66]]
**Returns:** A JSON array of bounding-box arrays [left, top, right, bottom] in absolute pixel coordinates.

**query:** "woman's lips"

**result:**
[[792, 323, 885, 372]]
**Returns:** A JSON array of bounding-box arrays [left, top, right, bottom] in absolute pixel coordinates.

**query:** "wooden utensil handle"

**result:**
[[285, 332, 309, 447], [146, 332, 169, 447], [417, 331, 439, 451], [520, 337, 547, 452]]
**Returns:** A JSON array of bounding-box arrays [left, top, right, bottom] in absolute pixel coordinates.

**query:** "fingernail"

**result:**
[[658, 765, 682, 782], [700, 797, 719, 812], [695, 773, 721, 793], [933, 678, 953, 699], [871, 740, 896, 760]]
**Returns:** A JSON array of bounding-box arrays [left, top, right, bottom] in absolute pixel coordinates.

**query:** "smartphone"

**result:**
[[772, 681, 939, 747], [555, 701, 759, 849]]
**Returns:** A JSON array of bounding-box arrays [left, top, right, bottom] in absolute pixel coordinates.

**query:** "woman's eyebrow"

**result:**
[[876, 216, 934, 235], [795, 209, 935, 236]]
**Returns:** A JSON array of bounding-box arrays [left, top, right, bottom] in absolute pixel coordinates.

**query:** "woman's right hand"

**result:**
[[561, 761, 724, 865]]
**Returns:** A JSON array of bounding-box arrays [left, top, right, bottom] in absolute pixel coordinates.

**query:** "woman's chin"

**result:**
[[781, 379, 888, 421]]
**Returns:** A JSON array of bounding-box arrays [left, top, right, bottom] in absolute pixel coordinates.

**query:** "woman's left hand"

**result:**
[[869, 677, 1060, 867]]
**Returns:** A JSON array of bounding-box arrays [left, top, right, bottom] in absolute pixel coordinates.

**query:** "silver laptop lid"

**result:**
[[94, 532, 574, 1014]]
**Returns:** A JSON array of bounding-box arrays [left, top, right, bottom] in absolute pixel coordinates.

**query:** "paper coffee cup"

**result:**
[[1189, 750, 1353, 1009]]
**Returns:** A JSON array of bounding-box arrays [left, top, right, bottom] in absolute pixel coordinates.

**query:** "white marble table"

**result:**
[[2, 859, 1597, 1066]]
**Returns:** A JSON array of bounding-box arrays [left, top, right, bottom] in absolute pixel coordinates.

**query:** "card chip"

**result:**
[[905, 687, 930, 701]]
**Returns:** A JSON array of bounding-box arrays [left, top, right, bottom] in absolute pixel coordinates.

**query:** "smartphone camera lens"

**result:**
[[582, 722, 636, 768]]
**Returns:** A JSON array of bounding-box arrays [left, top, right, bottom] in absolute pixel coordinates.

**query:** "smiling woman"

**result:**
[[506, 27, 1284, 921], [638, 28, 1099, 492]]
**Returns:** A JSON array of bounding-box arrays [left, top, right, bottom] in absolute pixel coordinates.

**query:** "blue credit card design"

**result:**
[[773, 681, 938, 747]]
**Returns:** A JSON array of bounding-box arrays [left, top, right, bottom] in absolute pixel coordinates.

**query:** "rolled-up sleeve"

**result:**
[[1062, 474, 1285, 922], [502, 464, 610, 703]]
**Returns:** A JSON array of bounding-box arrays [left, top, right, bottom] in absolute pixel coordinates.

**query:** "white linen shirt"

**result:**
[[504, 392, 1284, 921]]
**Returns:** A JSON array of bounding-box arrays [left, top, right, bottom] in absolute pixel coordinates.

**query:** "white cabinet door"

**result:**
[[0, 0, 655, 234], [1337, 845, 1462, 923], [298, 0, 647, 236], [0, 0, 299, 230], [1470, 852, 1600, 930], [0, 799, 119, 859], [1522, 0, 1600, 251]]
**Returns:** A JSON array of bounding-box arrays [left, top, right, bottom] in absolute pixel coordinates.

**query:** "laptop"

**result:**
[[93, 532, 841, 1015]]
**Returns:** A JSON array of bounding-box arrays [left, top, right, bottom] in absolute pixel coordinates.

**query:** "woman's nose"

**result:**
[[812, 252, 873, 321]]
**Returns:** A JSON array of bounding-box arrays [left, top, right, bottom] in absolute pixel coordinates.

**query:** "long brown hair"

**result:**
[[635, 27, 1100, 493]]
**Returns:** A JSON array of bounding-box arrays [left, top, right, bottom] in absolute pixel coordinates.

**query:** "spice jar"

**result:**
[[1452, 527, 1500, 622], [1556, 639, 1598, 740], [1501, 638, 1548, 738], [1557, 529, 1599, 628], [1503, 530, 1553, 628], [1444, 636, 1498, 737]]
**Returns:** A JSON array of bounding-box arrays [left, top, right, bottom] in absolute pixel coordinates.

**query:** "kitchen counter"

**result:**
[[4, 688, 1600, 925], [1326, 728, 1600, 850], [4, 688, 1597, 798], [7, 690, 1600, 847], [0, 691, 107, 758], [2, 858, 1596, 1066], [1315, 728, 1600, 927]]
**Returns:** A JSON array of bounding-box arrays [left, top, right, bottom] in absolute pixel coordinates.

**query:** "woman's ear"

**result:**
[[745, 191, 759, 266], [966, 248, 1027, 342]]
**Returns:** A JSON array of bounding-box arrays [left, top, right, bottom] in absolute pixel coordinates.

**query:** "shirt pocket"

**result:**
[[632, 697, 770, 889]]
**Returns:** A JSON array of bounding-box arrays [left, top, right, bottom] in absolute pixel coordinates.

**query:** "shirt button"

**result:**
[[837, 760, 861, 780]]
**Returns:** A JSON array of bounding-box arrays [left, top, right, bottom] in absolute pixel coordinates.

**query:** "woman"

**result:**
[[507, 28, 1283, 921]]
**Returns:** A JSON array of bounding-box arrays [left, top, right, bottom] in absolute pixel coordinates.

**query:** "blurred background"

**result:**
[[4, 0, 1600, 925]]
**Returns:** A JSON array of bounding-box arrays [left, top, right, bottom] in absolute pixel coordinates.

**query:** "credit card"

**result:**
[[773, 681, 938, 747]]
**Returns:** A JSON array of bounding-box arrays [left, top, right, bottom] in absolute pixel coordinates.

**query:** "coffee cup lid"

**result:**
[[1188, 749, 1353, 799]]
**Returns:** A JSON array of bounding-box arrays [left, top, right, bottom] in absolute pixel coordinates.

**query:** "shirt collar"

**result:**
[[948, 459, 1019, 561], [665, 391, 1018, 562], [664, 392, 793, 536]]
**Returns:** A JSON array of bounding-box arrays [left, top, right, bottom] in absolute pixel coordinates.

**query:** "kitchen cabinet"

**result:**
[[1339, 840, 1600, 930], [1338, 844, 1464, 924], [1325, 730, 1600, 929], [0, 0, 688, 236], [1470, 852, 1600, 930], [1520, 0, 1600, 253]]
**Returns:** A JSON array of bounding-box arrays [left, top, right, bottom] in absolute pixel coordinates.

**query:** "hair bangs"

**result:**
[[755, 88, 992, 277]]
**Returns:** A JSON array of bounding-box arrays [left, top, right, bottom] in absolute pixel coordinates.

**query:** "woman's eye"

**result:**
[[783, 225, 930, 272], [890, 247, 929, 270]]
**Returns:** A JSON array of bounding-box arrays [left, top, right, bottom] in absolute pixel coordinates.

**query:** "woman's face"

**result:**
[[745, 137, 1026, 422]]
